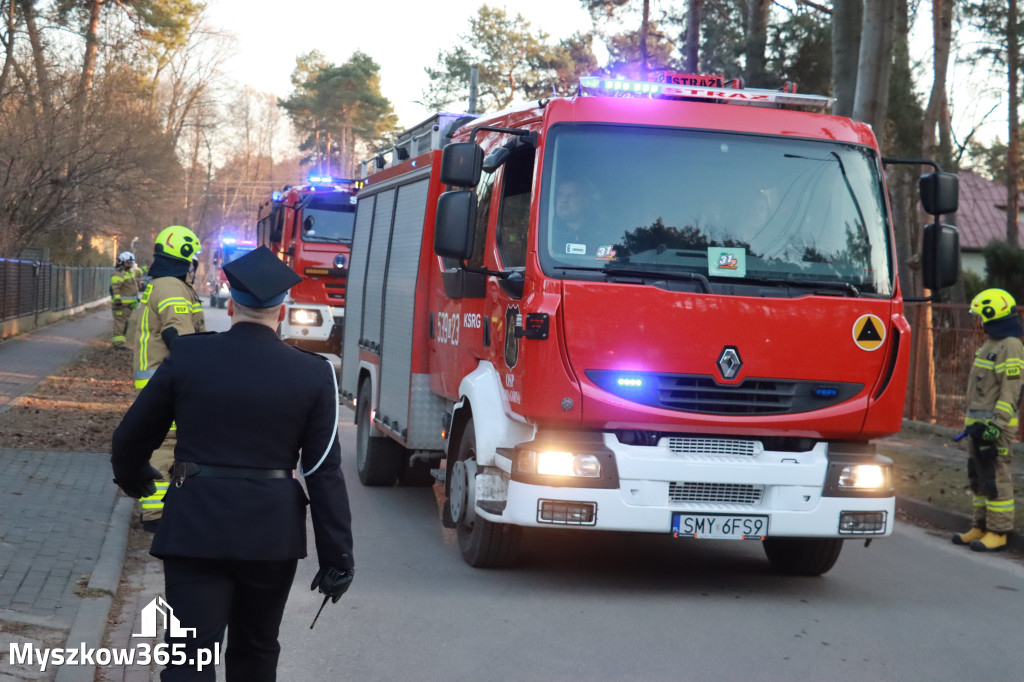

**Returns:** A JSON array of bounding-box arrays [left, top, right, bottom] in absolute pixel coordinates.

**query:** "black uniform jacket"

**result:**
[[111, 322, 353, 570]]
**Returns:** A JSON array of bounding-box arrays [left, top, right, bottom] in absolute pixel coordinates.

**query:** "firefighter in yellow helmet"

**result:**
[[109, 251, 140, 349], [127, 226, 206, 532], [952, 288, 1023, 551]]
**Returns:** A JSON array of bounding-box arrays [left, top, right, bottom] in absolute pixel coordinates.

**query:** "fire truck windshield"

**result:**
[[299, 194, 356, 244], [540, 125, 893, 296]]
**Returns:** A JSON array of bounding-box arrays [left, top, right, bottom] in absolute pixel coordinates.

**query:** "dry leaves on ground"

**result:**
[[0, 341, 135, 451]]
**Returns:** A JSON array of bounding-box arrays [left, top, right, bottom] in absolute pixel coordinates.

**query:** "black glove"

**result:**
[[113, 464, 162, 499], [964, 422, 987, 440], [310, 563, 354, 603], [976, 442, 999, 463]]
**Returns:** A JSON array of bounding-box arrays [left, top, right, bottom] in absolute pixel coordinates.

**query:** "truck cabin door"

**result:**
[[488, 139, 535, 413]]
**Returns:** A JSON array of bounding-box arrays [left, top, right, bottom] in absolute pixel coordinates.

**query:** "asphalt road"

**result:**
[[268, 421, 1024, 682]]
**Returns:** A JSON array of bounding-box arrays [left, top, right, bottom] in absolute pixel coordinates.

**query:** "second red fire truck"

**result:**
[[341, 79, 960, 574], [256, 176, 359, 355]]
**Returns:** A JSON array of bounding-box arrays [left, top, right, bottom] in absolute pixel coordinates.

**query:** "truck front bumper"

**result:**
[[477, 437, 895, 538]]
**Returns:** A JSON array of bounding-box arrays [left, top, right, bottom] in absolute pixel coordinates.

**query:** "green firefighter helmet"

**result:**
[[154, 225, 202, 262], [970, 288, 1017, 323]]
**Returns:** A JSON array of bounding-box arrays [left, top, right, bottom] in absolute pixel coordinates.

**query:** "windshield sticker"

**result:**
[[852, 314, 886, 351], [708, 247, 746, 278], [566, 243, 586, 255], [596, 245, 616, 261]]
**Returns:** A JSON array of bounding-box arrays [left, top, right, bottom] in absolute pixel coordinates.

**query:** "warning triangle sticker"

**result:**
[[853, 315, 885, 351], [857, 319, 882, 342]]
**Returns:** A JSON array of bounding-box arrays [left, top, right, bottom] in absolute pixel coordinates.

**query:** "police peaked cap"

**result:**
[[222, 245, 301, 308]]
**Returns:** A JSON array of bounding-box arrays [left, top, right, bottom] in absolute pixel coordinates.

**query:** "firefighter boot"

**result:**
[[969, 532, 1008, 552], [951, 527, 986, 545]]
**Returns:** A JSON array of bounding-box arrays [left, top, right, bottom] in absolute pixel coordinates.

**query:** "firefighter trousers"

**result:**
[[140, 431, 175, 523], [111, 306, 129, 346], [968, 433, 1016, 534]]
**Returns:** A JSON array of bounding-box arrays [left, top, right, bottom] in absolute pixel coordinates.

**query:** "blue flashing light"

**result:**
[[815, 387, 839, 398], [581, 77, 662, 97], [271, 191, 283, 202], [221, 237, 236, 244], [616, 377, 644, 388]]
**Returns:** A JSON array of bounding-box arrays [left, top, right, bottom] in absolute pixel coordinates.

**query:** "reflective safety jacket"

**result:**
[[965, 335, 1024, 434], [110, 267, 141, 308], [129, 277, 205, 388]]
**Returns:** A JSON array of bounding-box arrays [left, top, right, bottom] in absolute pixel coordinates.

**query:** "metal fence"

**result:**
[[905, 302, 1024, 437], [0, 257, 113, 322]]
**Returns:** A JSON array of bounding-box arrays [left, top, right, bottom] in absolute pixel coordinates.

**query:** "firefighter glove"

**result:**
[[128, 299, 139, 309], [310, 562, 354, 603], [964, 422, 987, 440], [113, 464, 162, 499], [981, 422, 1002, 442]]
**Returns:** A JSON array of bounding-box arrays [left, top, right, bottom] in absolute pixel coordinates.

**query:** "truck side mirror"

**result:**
[[434, 190, 477, 260], [440, 143, 484, 187], [920, 172, 958, 217], [921, 223, 960, 291]]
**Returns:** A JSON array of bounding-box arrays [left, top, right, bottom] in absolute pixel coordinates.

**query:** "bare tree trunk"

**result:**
[[1007, 0, 1020, 245], [640, 0, 650, 78], [17, 0, 51, 115], [77, 0, 103, 107], [0, 1, 16, 96], [744, 0, 771, 87], [684, 0, 702, 72], [852, 0, 896, 144], [832, 0, 862, 118], [923, 0, 954, 168]]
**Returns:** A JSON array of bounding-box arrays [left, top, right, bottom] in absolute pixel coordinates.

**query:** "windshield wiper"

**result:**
[[553, 264, 712, 293], [740, 275, 860, 297]]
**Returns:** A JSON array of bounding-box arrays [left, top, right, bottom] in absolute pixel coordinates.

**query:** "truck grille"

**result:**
[[663, 437, 761, 456], [585, 370, 862, 416], [669, 482, 764, 504]]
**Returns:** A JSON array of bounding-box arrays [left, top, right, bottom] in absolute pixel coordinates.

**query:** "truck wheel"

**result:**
[[217, 297, 226, 309], [763, 537, 843, 576], [398, 455, 436, 487], [450, 417, 520, 567], [355, 382, 402, 486], [209, 295, 217, 307]]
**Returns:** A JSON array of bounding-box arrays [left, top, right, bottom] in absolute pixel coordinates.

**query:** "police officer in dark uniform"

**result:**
[[111, 246, 354, 681]]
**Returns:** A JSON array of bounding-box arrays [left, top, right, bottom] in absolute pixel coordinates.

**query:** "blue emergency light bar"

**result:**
[[580, 76, 662, 96], [271, 191, 283, 202], [578, 75, 833, 109]]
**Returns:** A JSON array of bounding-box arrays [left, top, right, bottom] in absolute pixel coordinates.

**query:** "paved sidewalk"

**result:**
[[0, 309, 131, 682], [0, 309, 110, 413]]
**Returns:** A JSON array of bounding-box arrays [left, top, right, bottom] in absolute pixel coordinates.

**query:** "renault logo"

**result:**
[[717, 346, 742, 380]]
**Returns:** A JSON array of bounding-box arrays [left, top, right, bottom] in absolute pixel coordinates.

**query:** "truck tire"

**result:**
[[355, 381, 402, 486], [450, 417, 520, 567], [763, 537, 843, 576]]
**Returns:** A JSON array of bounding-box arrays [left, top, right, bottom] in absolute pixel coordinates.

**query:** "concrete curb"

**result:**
[[897, 495, 1024, 553], [53, 496, 133, 682]]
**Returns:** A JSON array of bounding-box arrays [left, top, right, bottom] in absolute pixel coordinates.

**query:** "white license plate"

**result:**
[[672, 513, 768, 540]]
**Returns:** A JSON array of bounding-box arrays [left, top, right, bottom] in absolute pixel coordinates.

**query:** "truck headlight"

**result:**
[[838, 464, 888, 490], [516, 450, 601, 478], [289, 308, 322, 326]]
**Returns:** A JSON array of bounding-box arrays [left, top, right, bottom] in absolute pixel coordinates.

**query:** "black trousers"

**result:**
[[161, 556, 298, 682]]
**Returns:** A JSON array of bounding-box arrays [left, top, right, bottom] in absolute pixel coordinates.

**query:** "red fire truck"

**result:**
[[256, 176, 359, 355], [340, 82, 959, 573], [208, 237, 257, 308]]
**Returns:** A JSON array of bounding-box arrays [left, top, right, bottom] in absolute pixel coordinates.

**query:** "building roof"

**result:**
[[955, 169, 1024, 251]]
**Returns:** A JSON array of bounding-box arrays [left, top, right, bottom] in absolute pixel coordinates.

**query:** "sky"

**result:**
[[203, 0, 1006, 150], [204, 0, 597, 130]]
